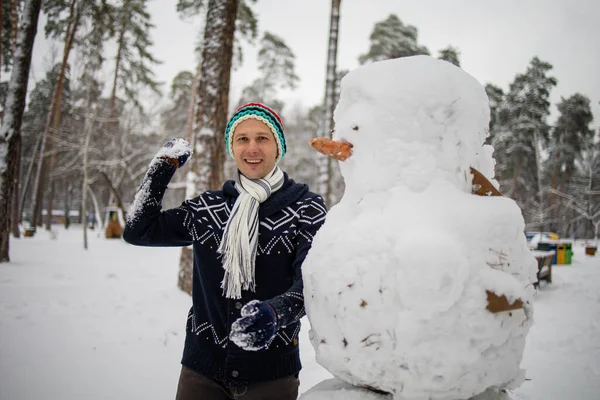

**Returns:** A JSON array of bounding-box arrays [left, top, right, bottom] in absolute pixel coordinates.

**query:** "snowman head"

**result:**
[[327, 56, 491, 196]]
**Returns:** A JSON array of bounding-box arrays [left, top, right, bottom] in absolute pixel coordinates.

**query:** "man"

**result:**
[[123, 103, 327, 400]]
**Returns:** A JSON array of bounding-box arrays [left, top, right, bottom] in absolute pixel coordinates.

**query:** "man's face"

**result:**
[[232, 118, 278, 180]]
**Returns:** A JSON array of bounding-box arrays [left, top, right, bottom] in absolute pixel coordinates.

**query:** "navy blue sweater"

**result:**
[[123, 162, 326, 387]]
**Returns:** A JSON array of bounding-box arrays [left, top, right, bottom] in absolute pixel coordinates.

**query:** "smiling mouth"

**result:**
[[245, 159, 262, 165]]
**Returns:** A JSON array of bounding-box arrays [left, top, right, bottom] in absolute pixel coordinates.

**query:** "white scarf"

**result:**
[[219, 166, 285, 299]]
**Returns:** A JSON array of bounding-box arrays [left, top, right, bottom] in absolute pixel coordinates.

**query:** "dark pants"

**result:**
[[175, 366, 300, 400]]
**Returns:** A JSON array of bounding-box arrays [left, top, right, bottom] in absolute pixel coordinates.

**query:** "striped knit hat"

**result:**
[[225, 102, 286, 162]]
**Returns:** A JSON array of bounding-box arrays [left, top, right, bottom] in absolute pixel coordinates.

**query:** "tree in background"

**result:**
[[359, 14, 429, 65], [316, 0, 341, 208], [102, 0, 162, 219], [237, 31, 300, 111], [548, 94, 595, 190], [493, 57, 557, 229], [188, 0, 240, 193], [484, 83, 504, 136], [175, 0, 258, 198], [175, 0, 241, 295], [549, 139, 600, 241], [30, 0, 111, 230], [438, 45, 460, 67], [277, 106, 320, 193], [1, 0, 25, 238], [74, 11, 113, 248], [545, 93, 594, 233], [0, 0, 43, 262], [159, 70, 195, 205], [109, 0, 162, 116], [176, 0, 258, 193], [232, 0, 258, 69], [161, 70, 194, 137], [19, 64, 69, 221]]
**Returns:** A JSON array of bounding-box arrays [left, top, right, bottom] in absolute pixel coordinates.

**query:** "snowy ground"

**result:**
[[1, 226, 599, 400]]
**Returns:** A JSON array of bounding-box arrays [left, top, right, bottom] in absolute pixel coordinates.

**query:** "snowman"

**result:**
[[301, 56, 537, 400]]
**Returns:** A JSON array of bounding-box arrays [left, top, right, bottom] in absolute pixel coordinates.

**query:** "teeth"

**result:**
[[247, 160, 261, 164]]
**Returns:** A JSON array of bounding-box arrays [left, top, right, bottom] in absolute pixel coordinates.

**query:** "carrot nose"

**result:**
[[309, 137, 354, 161]]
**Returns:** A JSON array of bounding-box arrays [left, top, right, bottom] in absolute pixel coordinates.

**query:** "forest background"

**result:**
[[0, 0, 599, 267]]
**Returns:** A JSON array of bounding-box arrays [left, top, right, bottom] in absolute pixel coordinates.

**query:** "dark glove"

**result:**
[[230, 300, 277, 351], [158, 138, 192, 168]]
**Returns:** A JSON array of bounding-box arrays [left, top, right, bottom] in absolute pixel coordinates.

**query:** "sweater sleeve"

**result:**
[[123, 160, 196, 247], [266, 195, 327, 328]]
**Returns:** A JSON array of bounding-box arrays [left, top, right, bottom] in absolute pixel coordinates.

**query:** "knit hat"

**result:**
[[225, 102, 286, 162]]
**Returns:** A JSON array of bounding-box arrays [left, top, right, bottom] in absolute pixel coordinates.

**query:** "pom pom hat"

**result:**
[[225, 103, 287, 162]]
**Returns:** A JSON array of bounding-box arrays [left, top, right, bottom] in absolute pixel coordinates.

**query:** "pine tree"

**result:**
[[495, 57, 557, 227], [484, 84, 504, 134], [237, 31, 299, 108], [232, 0, 258, 68], [549, 94, 594, 188], [176, 0, 257, 192], [109, 0, 162, 117], [438, 45, 460, 67], [161, 70, 194, 136], [177, 0, 258, 71], [0, 0, 42, 262], [189, 0, 240, 193], [359, 14, 429, 65], [545, 94, 594, 233]]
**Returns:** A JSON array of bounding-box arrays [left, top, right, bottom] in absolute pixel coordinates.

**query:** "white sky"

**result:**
[[31, 0, 600, 128]]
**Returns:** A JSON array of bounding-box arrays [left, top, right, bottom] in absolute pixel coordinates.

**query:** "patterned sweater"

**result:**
[[123, 162, 327, 387]]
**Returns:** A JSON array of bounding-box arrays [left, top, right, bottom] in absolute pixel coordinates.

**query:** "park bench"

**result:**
[[531, 250, 555, 288]]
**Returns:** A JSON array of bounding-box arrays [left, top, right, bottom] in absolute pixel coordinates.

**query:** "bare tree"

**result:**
[[30, 0, 82, 229], [81, 110, 93, 249], [549, 143, 600, 242]]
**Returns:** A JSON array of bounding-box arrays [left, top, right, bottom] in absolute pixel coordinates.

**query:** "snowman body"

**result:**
[[302, 56, 537, 400]]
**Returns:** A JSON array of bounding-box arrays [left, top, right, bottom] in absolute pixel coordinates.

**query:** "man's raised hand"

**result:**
[[155, 138, 192, 168]]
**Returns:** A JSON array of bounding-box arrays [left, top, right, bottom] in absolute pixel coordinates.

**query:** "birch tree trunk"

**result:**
[[110, 20, 126, 119], [81, 112, 92, 249], [87, 185, 103, 230], [0, 0, 43, 262], [179, 0, 239, 295], [19, 127, 42, 220], [317, 0, 341, 208]]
